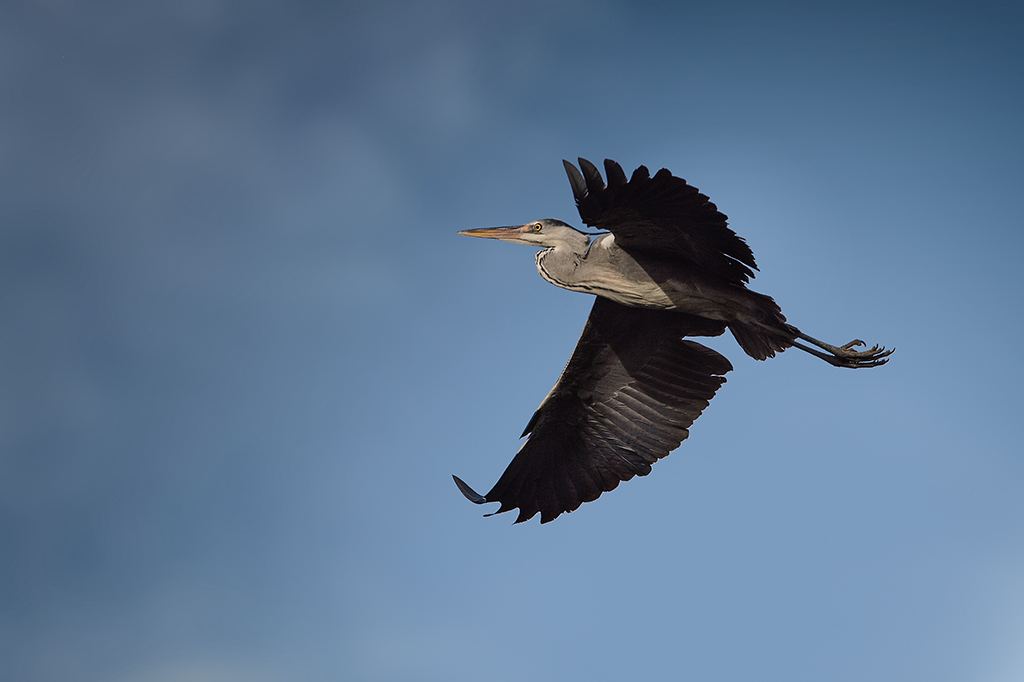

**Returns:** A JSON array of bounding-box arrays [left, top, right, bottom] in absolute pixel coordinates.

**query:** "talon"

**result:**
[[794, 332, 893, 368], [834, 345, 891, 367]]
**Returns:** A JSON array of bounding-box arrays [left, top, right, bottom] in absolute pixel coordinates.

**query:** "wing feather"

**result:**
[[459, 297, 732, 523], [564, 158, 758, 284]]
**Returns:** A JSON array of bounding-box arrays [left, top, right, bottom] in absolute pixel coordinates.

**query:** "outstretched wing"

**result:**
[[563, 158, 758, 284], [453, 297, 732, 524]]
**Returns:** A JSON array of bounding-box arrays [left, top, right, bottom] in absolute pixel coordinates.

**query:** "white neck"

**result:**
[[535, 243, 585, 290]]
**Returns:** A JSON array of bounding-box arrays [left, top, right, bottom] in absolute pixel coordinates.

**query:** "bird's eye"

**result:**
[[532, 223, 542, 232]]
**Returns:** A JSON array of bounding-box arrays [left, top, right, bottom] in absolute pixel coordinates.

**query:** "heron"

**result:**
[[454, 158, 892, 524]]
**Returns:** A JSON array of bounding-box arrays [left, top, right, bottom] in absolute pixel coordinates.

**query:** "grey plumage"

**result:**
[[454, 158, 892, 524]]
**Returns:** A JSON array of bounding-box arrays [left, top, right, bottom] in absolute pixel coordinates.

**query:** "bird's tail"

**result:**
[[729, 291, 799, 361]]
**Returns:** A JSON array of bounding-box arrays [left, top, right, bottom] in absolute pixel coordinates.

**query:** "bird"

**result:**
[[453, 158, 892, 524]]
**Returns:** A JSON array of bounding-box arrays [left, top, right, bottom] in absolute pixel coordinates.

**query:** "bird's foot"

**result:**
[[793, 334, 893, 369]]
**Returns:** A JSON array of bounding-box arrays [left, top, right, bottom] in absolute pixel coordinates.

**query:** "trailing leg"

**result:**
[[790, 332, 893, 368]]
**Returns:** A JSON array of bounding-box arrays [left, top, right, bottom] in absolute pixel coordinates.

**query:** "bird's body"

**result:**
[[537, 231, 668, 307], [534, 227, 779, 324], [455, 158, 891, 524]]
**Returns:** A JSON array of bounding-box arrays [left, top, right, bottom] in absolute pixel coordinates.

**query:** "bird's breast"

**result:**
[[540, 244, 738, 319], [541, 249, 677, 308]]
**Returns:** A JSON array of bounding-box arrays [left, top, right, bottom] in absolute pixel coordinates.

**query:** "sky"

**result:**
[[2, 1, 1023, 680]]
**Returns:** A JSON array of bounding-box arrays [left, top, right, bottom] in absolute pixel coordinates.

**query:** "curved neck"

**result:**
[[535, 241, 588, 290]]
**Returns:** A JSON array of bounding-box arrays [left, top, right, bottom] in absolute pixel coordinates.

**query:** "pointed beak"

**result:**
[[457, 225, 528, 242]]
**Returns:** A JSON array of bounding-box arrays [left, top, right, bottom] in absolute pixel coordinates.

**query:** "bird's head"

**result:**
[[458, 219, 589, 251]]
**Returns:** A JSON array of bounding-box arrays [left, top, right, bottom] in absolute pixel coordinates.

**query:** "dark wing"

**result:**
[[563, 158, 758, 284], [453, 297, 732, 524]]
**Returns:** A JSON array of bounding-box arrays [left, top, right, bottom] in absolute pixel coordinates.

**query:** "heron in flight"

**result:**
[[454, 158, 891, 524]]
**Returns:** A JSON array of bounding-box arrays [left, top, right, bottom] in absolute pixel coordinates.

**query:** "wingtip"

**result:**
[[577, 158, 605, 191], [452, 475, 488, 504], [563, 159, 584, 184]]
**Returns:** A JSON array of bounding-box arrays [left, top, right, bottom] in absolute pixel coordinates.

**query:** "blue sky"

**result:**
[[2, 1, 1023, 680]]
